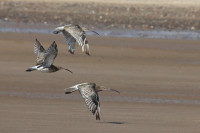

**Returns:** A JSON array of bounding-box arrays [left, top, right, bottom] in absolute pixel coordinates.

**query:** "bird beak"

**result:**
[[83, 27, 100, 35], [108, 88, 120, 94], [100, 86, 120, 94], [91, 30, 100, 35], [61, 67, 73, 74]]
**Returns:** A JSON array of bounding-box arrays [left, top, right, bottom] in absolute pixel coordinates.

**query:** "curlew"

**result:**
[[53, 24, 99, 55], [26, 39, 73, 73], [64, 82, 120, 120]]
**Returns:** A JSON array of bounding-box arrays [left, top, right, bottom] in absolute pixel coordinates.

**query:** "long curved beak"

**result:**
[[91, 30, 100, 35], [83, 27, 100, 35], [61, 67, 73, 74], [101, 86, 120, 94], [108, 88, 120, 94]]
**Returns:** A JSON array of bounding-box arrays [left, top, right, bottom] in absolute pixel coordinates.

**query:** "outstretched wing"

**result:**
[[34, 39, 46, 65], [79, 83, 100, 119], [42, 41, 58, 67], [84, 94, 100, 115], [62, 30, 76, 54], [64, 25, 90, 55]]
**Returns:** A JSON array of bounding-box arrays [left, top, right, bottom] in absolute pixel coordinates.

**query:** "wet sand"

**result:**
[[1, 0, 200, 30], [0, 32, 200, 132]]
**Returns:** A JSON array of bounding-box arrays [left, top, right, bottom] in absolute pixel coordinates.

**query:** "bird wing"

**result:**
[[34, 39, 46, 65], [62, 30, 76, 54], [84, 95, 100, 115], [64, 25, 90, 55], [79, 83, 100, 115], [42, 41, 58, 67]]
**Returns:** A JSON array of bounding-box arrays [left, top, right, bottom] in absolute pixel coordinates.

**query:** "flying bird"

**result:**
[[26, 39, 73, 73], [64, 82, 120, 120], [53, 24, 99, 55]]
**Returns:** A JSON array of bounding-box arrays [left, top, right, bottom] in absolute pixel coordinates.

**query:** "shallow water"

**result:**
[[1, 22, 200, 40]]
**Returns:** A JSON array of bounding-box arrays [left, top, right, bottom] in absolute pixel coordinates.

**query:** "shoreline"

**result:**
[[1, 0, 200, 31], [1, 22, 200, 40]]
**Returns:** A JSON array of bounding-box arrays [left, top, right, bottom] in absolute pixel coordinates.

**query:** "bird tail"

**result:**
[[95, 106, 100, 120], [26, 67, 36, 72], [53, 26, 65, 34], [68, 49, 74, 54], [64, 87, 77, 94], [26, 65, 40, 72]]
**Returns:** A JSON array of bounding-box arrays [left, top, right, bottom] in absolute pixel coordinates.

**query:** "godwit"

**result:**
[[26, 39, 73, 73], [53, 24, 99, 55], [64, 83, 120, 120]]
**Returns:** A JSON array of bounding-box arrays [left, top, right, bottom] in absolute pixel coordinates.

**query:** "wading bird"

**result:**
[[64, 82, 120, 120], [53, 24, 99, 55], [26, 39, 73, 73]]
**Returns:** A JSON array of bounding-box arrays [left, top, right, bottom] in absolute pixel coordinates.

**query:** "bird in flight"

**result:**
[[64, 82, 120, 120], [53, 24, 99, 55], [26, 39, 73, 73]]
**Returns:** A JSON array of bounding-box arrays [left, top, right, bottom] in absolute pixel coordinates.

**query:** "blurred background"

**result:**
[[1, 0, 200, 39]]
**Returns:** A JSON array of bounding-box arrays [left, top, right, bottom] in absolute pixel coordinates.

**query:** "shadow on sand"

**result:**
[[107, 122, 125, 124], [99, 121, 125, 125]]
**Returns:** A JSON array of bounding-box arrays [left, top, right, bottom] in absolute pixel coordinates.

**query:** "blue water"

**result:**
[[1, 25, 200, 40]]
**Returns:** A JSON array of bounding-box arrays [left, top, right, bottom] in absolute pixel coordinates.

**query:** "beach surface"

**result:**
[[1, 0, 200, 30], [0, 32, 200, 133], [1, 0, 200, 132]]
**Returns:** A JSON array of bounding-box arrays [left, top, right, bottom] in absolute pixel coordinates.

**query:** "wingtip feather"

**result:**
[[96, 109, 100, 120], [95, 105, 100, 120]]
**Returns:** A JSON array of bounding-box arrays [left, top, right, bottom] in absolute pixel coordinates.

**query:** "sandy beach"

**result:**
[[0, 32, 200, 133], [1, 0, 200, 132]]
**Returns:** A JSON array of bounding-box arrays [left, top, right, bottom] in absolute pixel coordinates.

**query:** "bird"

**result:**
[[26, 39, 73, 73], [64, 82, 120, 120], [53, 24, 99, 55]]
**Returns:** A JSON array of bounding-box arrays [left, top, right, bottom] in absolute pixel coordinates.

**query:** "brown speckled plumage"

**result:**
[[53, 24, 99, 55], [64, 83, 120, 120], [26, 39, 72, 73]]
